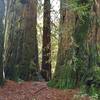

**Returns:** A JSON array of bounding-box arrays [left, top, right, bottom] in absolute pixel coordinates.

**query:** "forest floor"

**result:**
[[0, 80, 90, 100]]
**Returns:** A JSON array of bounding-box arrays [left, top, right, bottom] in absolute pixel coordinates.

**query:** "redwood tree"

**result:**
[[41, 0, 51, 81]]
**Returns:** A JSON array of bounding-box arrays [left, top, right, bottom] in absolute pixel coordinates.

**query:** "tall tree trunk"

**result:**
[[94, 0, 100, 66], [0, 0, 5, 85], [41, 0, 51, 81], [19, 0, 39, 81], [82, 0, 100, 76]]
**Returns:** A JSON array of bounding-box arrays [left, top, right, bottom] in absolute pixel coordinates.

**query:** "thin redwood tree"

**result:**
[[0, 0, 5, 85], [41, 0, 51, 81]]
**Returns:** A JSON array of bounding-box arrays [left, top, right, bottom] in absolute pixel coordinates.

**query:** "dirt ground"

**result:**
[[0, 80, 90, 100]]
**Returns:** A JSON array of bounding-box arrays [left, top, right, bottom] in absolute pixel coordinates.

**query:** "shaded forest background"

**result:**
[[0, 0, 100, 99]]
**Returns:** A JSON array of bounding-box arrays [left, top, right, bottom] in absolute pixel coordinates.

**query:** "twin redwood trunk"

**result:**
[[3, 0, 39, 81], [42, 0, 51, 81]]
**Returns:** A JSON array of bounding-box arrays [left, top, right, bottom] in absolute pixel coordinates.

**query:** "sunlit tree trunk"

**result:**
[[0, 0, 5, 85], [41, 0, 51, 81], [3, 0, 20, 80], [50, 0, 75, 88]]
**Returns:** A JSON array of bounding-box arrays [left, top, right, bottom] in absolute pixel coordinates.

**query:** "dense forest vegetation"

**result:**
[[0, 0, 100, 100]]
